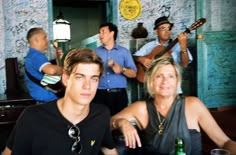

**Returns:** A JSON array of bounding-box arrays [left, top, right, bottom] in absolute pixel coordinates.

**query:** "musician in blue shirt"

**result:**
[[93, 23, 137, 115], [25, 27, 63, 102], [133, 16, 193, 93]]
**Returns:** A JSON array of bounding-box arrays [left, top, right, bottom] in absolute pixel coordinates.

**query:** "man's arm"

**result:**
[[108, 60, 136, 78], [42, 46, 64, 75], [41, 64, 63, 75], [180, 50, 190, 68], [122, 67, 136, 78], [178, 32, 190, 68]]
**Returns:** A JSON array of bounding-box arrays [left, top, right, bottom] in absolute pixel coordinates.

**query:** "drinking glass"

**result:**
[[210, 148, 230, 155]]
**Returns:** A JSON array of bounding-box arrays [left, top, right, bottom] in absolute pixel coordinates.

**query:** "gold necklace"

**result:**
[[157, 111, 165, 135]]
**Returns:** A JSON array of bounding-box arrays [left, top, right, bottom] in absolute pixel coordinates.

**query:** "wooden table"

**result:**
[[202, 108, 236, 154], [0, 93, 36, 151]]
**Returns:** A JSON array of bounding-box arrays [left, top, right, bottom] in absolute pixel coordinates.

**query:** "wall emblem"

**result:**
[[119, 0, 142, 20]]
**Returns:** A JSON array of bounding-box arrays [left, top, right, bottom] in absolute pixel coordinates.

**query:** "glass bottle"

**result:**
[[175, 137, 186, 155]]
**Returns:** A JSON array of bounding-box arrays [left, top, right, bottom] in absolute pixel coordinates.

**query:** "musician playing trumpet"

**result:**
[[133, 16, 193, 92]]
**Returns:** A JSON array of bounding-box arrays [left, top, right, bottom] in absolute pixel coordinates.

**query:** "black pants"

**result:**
[[93, 88, 128, 116]]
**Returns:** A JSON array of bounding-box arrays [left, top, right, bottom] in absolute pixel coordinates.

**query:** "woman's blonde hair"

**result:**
[[144, 56, 182, 98]]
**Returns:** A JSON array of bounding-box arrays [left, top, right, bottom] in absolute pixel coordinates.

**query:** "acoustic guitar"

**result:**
[[40, 41, 64, 95], [136, 18, 206, 83]]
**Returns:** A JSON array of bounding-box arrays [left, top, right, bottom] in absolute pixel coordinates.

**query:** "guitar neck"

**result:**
[[51, 41, 62, 66], [55, 53, 62, 67], [164, 38, 178, 52]]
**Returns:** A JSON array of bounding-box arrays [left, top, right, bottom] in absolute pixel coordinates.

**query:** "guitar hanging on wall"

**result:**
[[135, 18, 206, 83]]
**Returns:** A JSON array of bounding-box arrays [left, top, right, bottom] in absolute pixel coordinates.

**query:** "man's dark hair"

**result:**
[[26, 27, 44, 42], [99, 23, 118, 41], [63, 48, 104, 77]]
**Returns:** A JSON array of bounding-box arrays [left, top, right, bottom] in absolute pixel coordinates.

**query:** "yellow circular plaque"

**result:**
[[119, 0, 142, 20]]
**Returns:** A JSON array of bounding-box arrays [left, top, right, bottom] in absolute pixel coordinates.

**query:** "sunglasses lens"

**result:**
[[72, 141, 82, 154], [68, 126, 80, 138], [159, 27, 172, 31]]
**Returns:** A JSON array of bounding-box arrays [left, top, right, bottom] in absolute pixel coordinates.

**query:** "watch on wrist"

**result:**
[[122, 67, 127, 73]]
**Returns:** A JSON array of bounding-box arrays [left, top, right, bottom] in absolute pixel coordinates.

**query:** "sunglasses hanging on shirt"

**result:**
[[68, 125, 82, 154]]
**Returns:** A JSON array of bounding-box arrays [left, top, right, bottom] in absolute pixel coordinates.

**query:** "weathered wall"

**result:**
[[117, 0, 195, 48], [0, 0, 197, 94], [0, 0, 51, 94]]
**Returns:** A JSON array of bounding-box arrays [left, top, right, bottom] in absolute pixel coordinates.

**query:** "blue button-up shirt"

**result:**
[[95, 44, 137, 89]]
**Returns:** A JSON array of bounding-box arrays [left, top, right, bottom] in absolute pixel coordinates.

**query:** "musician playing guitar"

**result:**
[[24, 27, 64, 103], [133, 16, 193, 93]]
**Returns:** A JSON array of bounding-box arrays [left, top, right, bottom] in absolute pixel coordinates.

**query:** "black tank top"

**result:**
[[140, 95, 202, 155]]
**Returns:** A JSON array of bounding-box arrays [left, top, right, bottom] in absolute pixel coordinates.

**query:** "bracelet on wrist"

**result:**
[[112, 119, 118, 129], [181, 50, 187, 54]]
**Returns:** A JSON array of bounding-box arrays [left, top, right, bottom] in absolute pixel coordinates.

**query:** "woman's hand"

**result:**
[[118, 119, 142, 148]]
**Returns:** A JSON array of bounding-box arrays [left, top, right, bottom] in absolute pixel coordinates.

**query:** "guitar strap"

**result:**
[[25, 69, 64, 97], [25, 69, 45, 88]]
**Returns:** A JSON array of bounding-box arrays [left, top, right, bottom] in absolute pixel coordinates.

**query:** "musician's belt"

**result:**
[[99, 88, 124, 93]]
